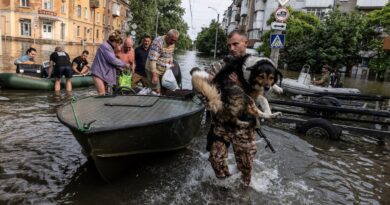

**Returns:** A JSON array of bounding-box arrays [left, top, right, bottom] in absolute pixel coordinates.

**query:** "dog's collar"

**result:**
[[242, 56, 276, 83]]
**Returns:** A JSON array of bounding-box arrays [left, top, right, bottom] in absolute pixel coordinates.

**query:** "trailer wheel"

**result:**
[[299, 118, 341, 140]]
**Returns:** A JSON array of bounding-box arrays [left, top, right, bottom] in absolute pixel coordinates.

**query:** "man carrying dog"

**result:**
[[197, 30, 259, 185]]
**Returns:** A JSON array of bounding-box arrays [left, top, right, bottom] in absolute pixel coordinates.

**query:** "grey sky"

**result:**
[[181, 0, 232, 40]]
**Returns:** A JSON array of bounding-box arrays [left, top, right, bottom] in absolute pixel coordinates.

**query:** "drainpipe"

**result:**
[[0, 29, 2, 56]]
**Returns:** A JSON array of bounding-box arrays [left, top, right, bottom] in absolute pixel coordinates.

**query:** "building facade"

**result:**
[[222, 0, 388, 48], [0, 0, 131, 44]]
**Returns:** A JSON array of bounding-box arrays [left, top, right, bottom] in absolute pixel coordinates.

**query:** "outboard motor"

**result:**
[[171, 60, 182, 89], [41, 60, 50, 78]]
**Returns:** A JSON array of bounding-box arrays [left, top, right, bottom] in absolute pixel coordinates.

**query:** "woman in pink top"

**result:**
[[116, 37, 136, 73]]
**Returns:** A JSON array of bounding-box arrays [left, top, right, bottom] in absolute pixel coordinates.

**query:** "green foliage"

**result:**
[[368, 39, 390, 80], [365, 3, 390, 76], [195, 20, 227, 55], [260, 8, 372, 73], [259, 8, 320, 70], [128, 0, 192, 50], [313, 10, 367, 71]]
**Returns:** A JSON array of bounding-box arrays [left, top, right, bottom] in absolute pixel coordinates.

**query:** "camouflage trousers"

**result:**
[[208, 123, 257, 185]]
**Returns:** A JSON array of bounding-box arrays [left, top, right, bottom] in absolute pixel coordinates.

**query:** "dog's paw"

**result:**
[[272, 85, 283, 94], [270, 112, 282, 118]]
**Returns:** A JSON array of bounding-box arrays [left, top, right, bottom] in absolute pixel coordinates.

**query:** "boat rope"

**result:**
[[70, 96, 95, 132]]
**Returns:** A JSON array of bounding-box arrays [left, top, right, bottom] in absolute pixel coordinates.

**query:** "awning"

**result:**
[[38, 15, 61, 22]]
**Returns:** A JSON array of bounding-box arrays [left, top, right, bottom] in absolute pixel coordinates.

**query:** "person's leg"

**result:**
[[208, 140, 230, 179], [54, 66, 63, 91], [141, 76, 148, 87], [64, 66, 73, 92], [232, 129, 257, 185], [54, 78, 61, 91], [146, 70, 161, 93], [93, 76, 106, 95], [131, 73, 141, 88]]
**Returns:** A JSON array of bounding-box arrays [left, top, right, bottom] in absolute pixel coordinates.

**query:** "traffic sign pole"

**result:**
[[271, 3, 289, 69], [270, 30, 282, 68]]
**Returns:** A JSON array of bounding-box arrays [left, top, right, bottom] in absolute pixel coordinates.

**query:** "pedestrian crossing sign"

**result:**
[[270, 34, 285, 48]]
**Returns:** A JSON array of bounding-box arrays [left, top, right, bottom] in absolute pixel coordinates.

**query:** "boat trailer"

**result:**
[[267, 93, 390, 142]]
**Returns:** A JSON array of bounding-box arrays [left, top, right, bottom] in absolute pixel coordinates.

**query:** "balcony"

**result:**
[[305, 0, 334, 8], [240, 0, 248, 16], [90, 0, 99, 8], [356, 0, 388, 8], [235, 0, 242, 7], [112, 3, 120, 17]]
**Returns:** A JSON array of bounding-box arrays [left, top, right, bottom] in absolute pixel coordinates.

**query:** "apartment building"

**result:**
[[222, 0, 388, 48], [0, 0, 131, 44]]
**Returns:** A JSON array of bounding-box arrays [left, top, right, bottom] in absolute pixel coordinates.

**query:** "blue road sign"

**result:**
[[270, 34, 285, 48]]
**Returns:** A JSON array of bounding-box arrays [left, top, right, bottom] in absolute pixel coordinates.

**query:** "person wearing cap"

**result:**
[[312, 65, 330, 87]]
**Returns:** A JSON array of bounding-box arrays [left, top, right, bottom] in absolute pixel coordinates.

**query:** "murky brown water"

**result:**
[[0, 41, 389, 204]]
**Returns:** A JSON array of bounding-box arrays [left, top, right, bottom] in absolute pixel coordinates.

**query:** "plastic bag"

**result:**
[[161, 68, 179, 91], [118, 71, 132, 88]]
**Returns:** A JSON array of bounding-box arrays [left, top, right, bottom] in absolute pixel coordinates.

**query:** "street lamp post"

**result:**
[[208, 7, 219, 59]]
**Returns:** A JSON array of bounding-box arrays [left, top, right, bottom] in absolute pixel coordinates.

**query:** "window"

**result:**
[[20, 0, 28, 7], [77, 26, 80, 36], [96, 13, 100, 23], [84, 7, 88, 19], [61, 3, 66, 14], [103, 14, 105, 25], [96, 29, 99, 39], [306, 8, 327, 20], [43, 0, 53, 10], [77, 5, 81, 17], [84, 27, 87, 38], [20, 19, 31, 36]]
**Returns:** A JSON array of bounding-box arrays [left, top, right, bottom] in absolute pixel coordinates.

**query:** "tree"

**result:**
[[258, 8, 321, 70], [365, 3, 390, 80], [195, 20, 227, 56], [314, 10, 367, 73], [128, 0, 192, 50]]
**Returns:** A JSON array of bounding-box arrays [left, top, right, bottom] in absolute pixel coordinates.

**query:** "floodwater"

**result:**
[[0, 41, 389, 204]]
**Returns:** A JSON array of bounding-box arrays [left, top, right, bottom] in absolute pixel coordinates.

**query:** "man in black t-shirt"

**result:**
[[48, 46, 73, 92], [72, 50, 90, 75], [132, 34, 152, 87]]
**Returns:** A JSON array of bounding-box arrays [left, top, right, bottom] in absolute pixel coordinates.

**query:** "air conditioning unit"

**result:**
[[112, 3, 120, 17], [89, 0, 99, 8]]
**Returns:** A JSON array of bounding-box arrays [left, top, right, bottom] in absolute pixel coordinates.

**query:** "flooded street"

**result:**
[[0, 41, 389, 204]]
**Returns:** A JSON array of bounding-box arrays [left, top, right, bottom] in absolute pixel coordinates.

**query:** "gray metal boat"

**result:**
[[57, 95, 204, 180]]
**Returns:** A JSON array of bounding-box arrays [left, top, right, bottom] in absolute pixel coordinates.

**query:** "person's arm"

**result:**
[[72, 62, 81, 74], [48, 60, 54, 78], [100, 45, 129, 69]]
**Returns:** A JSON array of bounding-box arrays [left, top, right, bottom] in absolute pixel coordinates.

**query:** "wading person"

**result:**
[[146, 29, 179, 94], [91, 30, 131, 95], [133, 34, 152, 87], [48, 47, 73, 92], [197, 30, 258, 185], [72, 50, 90, 76]]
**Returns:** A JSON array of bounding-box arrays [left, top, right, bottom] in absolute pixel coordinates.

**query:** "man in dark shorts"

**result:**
[[48, 47, 73, 92], [72, 50, 90, 75]]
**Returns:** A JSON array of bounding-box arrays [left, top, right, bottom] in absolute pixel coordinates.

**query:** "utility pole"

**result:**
[[208, 7, 219, 59], [155, 0, 159, 37]]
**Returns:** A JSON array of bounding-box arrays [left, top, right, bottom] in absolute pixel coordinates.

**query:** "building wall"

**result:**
[[0, 0, 129, 44]]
